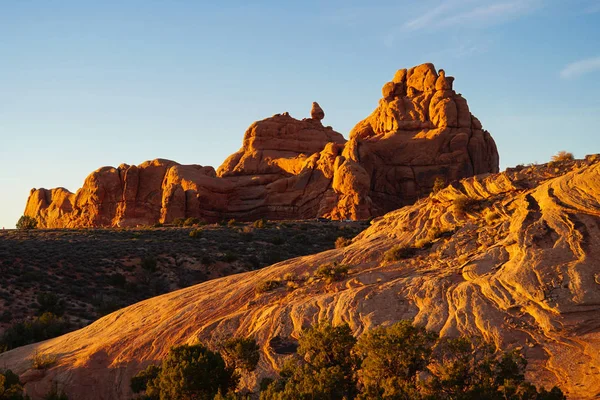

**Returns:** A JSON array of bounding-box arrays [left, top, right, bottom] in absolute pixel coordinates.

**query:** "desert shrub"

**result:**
[[183, 217, 200, 227], [0, 312, 71, 352], [37, 292, 65, 316], [152, 222, 163, 228], [335, 236, 352, 249], [261, 323, 358, 400], [16, 215, 37, 230], [141, 256, 157, 272], [0, 369, 26, 399], [383, 245, 416, 262], [551, 151, 574, 162], [189, 228, 203, 238], [253, 218, 267, 229], [227, 219, 237, 227], [256, 280, 281, 294], [271, 236, 284, 246], [260, 320, 566, 400], [130, 364, 161, 394], [453, 195, 479, 213], [220, 337, 260, 372], [432, 176, 446, 194], [282, 272, 296, 282], [413, 237, 432, 249], [314, 262, 350, 283], [221, 252, 238, 263], [31, 351, 57, 369], [356, 321, 437, 398], [145, 344, 236, 400], [108, 273, 126, 288], [172, 217, 186, 227]]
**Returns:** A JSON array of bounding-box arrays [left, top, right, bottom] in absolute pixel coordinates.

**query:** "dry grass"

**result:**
[[551, 151, 574, 162]]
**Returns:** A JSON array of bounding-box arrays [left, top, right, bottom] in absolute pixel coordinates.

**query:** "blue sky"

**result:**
[[1, 0, 599, 228]]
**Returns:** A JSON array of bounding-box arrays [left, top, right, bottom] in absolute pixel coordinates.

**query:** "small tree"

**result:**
[[147, 344, 237, 400], [16, 215, 37, 230], [220, 337, 260, 372], [356, 321, 437, 398], [261, 322, 358, 400]]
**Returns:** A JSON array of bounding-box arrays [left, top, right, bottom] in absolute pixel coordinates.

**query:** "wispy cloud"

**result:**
[[585, 1, 600, 13], [402, 0, 543, 32], [560, 56, 600, 79]]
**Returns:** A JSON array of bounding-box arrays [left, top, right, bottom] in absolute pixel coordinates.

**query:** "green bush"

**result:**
[[37, 292, 65, 316], [220, 337, 260, 372], [383, 245, 416, 262], [0, 312, 71, 352], [314, 262, 350, 283], [256, 280, 281, 294], [260, 320, 566, 400], [16, 215, 37, 230], [0, 369, 27, 399], [183, 217, 200, 227], [138, 344, 237, 400], [261, 323, 358, 400]]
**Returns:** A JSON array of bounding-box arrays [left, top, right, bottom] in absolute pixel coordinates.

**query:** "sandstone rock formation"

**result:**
[[24, 63, 499, 227], [3, 157, 600, 399]]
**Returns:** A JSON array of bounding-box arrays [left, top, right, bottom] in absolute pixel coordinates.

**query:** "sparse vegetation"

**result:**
[[453, 194, 479, 213], [551, 151, 574, 162], [253, 218, 267, 229], [183, 217, 200, 227], [335, 236, 352, 248], [383, 244, 416, 262], [189, 228, 203, 238], [31, 350, 57, 369], [432, 176, 446, 193], [314, 262, 350, 283], [0, 312, 70, 352], [16, 215, 37, 230], [256, 280, 281, 294], [0, 221, 367, 337]]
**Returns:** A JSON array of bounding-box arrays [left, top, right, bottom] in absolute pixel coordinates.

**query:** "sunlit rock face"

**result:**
[[5, 157, 600, 399], [24, 63, 499, 227]]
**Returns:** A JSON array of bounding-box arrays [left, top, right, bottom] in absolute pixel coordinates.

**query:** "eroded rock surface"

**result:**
[[4, 157, 600, 399], [24, 63, 499, 227]]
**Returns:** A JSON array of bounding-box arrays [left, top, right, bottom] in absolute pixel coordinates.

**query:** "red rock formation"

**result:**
[[24, 63, 499, 227]]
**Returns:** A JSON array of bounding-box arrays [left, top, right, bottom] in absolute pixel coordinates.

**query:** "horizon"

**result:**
[[2, 0, 600, 228]]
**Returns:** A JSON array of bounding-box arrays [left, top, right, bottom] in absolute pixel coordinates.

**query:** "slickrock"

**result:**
[[3, 157, 600, 399], [24, 63, 499, 227]]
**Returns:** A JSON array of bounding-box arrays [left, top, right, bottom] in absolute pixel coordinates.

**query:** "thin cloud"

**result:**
[[586, 1, 600, 13], [403, 0, 542, 32], [560, 56, 600, 79]]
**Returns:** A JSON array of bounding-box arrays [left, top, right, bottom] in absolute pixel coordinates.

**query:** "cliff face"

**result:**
[[24, 63, 499, 228], [4, 156, 600, 399]]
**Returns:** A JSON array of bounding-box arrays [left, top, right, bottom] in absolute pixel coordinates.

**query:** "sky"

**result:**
[[1, 0, 599, 229]]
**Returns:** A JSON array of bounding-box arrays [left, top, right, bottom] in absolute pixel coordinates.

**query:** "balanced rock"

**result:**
[[310, 101, 325, 121], [24, 63, 499, 227]]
